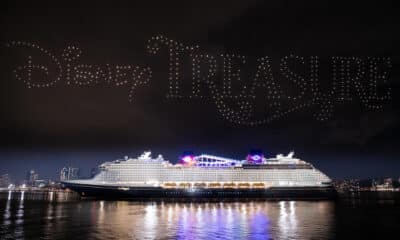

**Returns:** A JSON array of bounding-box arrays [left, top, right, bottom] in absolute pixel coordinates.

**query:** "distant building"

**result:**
[[60, 167, 80, 181], [0, 174, 11, 187], [372, 178, 394, 191], [33, 179, 48, 188], [384, 178, 393, 186], [333, 179, 360, 192], [26, 170, 39, 186]]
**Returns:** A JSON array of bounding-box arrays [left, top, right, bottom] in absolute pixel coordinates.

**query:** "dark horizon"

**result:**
[[1, 0, 399, 182], [2, 146, 399, 182]]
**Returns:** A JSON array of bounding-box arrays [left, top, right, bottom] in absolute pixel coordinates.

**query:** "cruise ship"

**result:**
[[62, 151, 336, 199]]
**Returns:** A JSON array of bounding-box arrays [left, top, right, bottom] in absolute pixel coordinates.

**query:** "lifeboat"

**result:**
[[252, 183, 265, 188], [238, 183, 251, 188], [163, 182, 177, 188], [209, 183, 222, 188], [178, 183, 191, 188], [194, 183, 206, 188], [223, 183, 236, 188]]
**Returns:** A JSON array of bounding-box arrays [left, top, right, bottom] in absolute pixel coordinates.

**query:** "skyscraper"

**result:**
[[0, 174, 11, 187], [26, 170, 39, 186], [60, 167, 80, 181]]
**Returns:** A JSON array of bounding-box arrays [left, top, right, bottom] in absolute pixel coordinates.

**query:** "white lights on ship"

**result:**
[[66, 151, 332, 189]]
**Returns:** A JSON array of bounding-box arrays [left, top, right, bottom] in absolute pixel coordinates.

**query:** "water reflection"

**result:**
[[83, 201, 333, 240], [278, 201, 297, 239], [0, 192, 335, 239], [2, 191, 12, 227], [14, 191, 25, 239], [48, 191, 54, 202]]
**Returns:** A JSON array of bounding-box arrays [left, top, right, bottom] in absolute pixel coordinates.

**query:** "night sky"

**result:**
[[0, 0, 399, 181]]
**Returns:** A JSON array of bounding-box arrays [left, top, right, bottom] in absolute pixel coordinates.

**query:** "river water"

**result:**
[[1, 191, 399, 239]]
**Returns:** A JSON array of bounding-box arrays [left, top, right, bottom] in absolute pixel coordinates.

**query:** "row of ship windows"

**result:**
[[100, 179, 322, 182], [103, 171, 322, 176], [102, 175, 324, 181], [109, 164, 309, 169], [102, 175, 320, 179], [106, 168, 317, 174], [196, 163, 235, 167], [101, 174, 321, 179], [102, 170, 321, 174], [164, 192, 245, 195]]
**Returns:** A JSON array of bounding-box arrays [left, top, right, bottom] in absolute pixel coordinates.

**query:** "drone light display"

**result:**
[[3, 36, 392, 126]]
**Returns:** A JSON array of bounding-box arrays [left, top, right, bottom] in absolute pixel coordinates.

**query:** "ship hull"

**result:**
[[63, 182, 337, 200]]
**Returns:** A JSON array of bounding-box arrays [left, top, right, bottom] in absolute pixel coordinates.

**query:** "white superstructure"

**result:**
[[67, 151, 332, 189]]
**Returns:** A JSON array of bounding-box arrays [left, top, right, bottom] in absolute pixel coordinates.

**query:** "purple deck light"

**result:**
[[247, 149, 264, 164], [179, 152, 196, 165]]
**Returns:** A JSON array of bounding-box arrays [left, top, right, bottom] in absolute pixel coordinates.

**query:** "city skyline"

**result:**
[[1, 147, 399, 182]]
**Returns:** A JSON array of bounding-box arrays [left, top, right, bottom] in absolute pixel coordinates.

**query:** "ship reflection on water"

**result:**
[[0, 191, 335, 239], [91, 200, 334, 239]]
